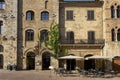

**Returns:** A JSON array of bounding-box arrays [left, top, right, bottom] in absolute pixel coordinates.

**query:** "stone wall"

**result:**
[[20, 0, 59, 70], [0, 0, 17, 69], [59, 1, 104, 56], [103, 0, 120, 58]]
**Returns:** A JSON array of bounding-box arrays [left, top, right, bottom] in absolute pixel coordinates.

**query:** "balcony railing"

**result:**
[[60, 39, 105, 49], [61, 39, 105, 44]]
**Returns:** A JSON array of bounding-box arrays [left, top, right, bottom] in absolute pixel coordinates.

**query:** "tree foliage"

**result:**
[[45, 21, 60, 59]]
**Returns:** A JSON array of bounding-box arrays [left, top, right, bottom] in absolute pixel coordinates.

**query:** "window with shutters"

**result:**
[[88, 31, 95, 43], [67, 31, 74, 43], [66, 10, 73, 20], [87, 10, 94, 20]]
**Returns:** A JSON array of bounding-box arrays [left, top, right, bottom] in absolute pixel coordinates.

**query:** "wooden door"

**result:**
[[112, 59, 120, 72]]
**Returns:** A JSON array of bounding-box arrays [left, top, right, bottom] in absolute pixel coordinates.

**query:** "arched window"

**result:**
[[0, 45, 3, 52], [117, 6, 120, 18], [25, 29, 34, 41], [0, 45, 4, 52], [111, 29, 115, 41], [41, 11, 49, 20], [0, 0, 5, 9], [40, 30, 49, 41], [111, 6, 115, 18], [117, 29, 120, 41], [0, 21, 3, 34], [26, 11, 34, 20]]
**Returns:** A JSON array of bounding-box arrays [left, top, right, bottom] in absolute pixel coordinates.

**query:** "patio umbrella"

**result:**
[[59, 55, 83, 71], [59, 55, 83, 59], [85, 55, 109, 60], [85, 55, 109, 71]]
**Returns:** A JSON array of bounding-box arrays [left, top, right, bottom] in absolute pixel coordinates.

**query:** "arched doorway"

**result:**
[[42, 52, 51, 70], [84, 54, 95, 70], [112, 56, 120, 72], [0, 54, 3, 69], [26, 52, 35, 70]]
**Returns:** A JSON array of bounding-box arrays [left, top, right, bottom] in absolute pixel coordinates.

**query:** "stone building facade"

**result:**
[[0, 0, 120, 71], [103, 0, 120, 72], [59, 0, 120, 71], [17, 0, 59, 70], [59, 0, 105, 70], [0, 0, 17, 69]]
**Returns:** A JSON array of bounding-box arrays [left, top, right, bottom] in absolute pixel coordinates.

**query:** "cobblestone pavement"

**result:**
[[0, 70, 120, 80]]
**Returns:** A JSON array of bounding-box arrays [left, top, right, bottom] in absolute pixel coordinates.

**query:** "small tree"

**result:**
[[45, 21, 60, 59]]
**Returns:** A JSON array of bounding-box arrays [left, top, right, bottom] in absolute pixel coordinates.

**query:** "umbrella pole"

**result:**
[[69, 59, 72, 73], [70, 59, 71, 73]]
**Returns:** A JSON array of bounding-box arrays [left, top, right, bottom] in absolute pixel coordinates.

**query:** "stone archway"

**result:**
[[42, 52, 51, 70], [84, 54, 95, 70], [0, 54, 3, 69], [26, 52, 35, 70]]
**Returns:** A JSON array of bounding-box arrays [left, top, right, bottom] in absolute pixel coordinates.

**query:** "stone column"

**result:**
[[114, 7, 117, 18], [35, 55, 42, 71], [23, 57, 26, 70]]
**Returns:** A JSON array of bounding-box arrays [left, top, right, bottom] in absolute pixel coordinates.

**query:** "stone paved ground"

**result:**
[[0, 70, 120, 80]]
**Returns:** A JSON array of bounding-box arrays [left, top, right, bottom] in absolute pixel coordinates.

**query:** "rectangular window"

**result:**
[[0, 2, 5, 9], [87, 10, 94, 20], [66, 10, 73, 20], [88, 31, 95, 43], [67, 31, 74, 43]]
